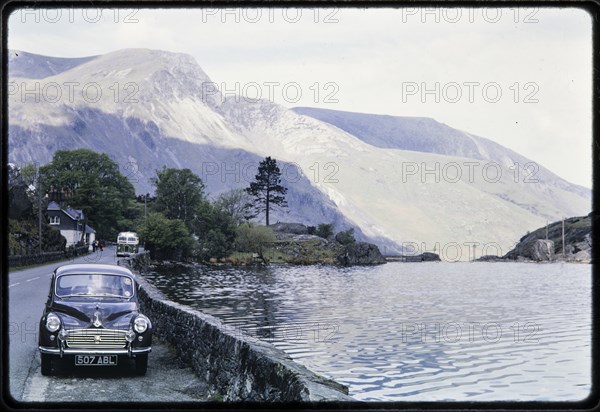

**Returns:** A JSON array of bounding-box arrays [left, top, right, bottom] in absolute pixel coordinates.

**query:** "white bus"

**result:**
[[116, 231, 139, 257]]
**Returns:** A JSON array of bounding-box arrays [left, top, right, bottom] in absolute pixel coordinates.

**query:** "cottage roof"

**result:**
[[64, 207, 84, 221], [47, 201, 61, 211]]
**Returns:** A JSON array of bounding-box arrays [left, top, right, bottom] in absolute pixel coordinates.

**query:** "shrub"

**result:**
[[138, 212, 193, 260], [315, 223, 334, 239], [235, 223, 276, 261], [335, 228, 356, 245]]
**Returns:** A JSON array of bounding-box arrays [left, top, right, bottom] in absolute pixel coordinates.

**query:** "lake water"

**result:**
[[143, 262, 591, 401]]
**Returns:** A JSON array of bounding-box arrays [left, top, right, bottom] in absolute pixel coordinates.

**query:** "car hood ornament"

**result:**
[[92, 310, 102, 327]]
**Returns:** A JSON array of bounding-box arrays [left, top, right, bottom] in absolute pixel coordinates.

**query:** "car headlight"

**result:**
[[46, 313, 61, 332], [133, 316, 149, 333]]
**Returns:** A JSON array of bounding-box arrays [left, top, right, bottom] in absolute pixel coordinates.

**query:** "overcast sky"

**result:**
[[8, 7, 593, 188]]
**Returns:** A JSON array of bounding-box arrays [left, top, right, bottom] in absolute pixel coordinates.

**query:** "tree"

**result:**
[[152, 167, 205, 229], [39, 149, 135, 240], [214, 189, 254, 225], [235, 223, 276, 262], [138, 212, 193, 260], [191, 200, 236, 261], [245, 156, 288, 226], [315, 223, 334, 239]]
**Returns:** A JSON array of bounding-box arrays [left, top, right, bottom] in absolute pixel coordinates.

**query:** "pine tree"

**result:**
[[245, 157, 288, 226]]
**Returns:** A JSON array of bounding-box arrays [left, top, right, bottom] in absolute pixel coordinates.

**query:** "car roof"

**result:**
[[55, 264, 135, 278]]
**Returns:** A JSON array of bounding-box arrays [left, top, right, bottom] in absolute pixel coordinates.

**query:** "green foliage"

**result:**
[[8, 162, 36, 188], [19, 163, 38, 188], [192, 200, 237, 260], [307, 226, 316, 235], [235, 223, 276, 260], [152, 167, 205, 229], [245, 156, 288, 226], [8, 163, 40, 220], [117, 200, 145, 236], [39, 149, 135, 240], [315, 223, 334, 239], [8, 218, 66, 254], [201, 229, 231, 260], [335, 228, 356, 245], [214, 188, 254, 225], [138, 212, 193, 260]]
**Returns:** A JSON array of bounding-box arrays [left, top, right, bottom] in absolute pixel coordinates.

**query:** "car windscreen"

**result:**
[[56, 274, 134, 298]]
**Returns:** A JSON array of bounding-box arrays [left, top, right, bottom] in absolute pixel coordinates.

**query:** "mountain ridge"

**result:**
[[8, 49, 591, 259]]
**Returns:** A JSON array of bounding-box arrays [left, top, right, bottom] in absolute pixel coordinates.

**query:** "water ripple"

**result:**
[[144, 262, 591, 401]]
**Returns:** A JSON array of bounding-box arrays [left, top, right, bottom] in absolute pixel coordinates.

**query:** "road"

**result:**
[[8, 246, 208, 403]]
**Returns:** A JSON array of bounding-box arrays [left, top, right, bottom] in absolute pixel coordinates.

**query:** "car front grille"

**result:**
[[65, 328, 127, 349]]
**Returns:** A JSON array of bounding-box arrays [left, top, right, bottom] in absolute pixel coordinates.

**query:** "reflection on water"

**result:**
[[143, 262, 591, 401]]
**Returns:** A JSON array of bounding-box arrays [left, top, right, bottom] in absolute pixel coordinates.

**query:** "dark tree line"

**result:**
[[13, 148, 292, 261]]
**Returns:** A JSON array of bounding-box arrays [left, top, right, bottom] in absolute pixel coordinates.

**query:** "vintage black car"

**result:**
[[38, 263, 152, 376]]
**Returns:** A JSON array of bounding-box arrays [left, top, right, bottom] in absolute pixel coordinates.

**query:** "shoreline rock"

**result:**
[[336, 242, 386, 266], [503, 214, 592, 263]]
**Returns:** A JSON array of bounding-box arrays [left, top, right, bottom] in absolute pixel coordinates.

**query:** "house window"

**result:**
[[49, 216, 60, 225]]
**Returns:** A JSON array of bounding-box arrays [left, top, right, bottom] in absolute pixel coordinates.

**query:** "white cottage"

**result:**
[[46, 201, 96, 246]]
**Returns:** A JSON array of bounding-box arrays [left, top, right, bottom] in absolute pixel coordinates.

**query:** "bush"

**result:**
[[335, 228, 356, 245], [138, 212, 193, 260], [315, 223, 334, 239], [192, 200, 236, 261], [307, 226, 316, 235], [235, 223, 276, 261], [195, 229, 232, 261]]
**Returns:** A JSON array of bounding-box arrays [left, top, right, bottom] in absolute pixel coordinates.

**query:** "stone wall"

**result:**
[[119, 253, 354, 402], [9, 245, 89, 268]]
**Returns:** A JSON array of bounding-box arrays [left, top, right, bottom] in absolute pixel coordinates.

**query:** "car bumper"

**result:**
[[39, 346, 151, 356]]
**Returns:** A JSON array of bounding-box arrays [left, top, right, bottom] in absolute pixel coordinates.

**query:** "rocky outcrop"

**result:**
[[564, 233, 591, 261], [474, 255, 507, 262], [504, 214, 592, 262], [271, 222, 309, 235], [120, 253, 354, 402], [530, 239, 555, 261], [385, 252, 441, 262], [272, 229, 386, 266], [337, 242, 386, 266]]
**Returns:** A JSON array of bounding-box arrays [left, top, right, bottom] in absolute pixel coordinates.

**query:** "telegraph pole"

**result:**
[[562, 217, 566, 258], [38, 170, 42, 254]]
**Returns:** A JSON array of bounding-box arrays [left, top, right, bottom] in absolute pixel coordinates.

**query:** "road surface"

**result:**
[[8, 246, 208, 403]]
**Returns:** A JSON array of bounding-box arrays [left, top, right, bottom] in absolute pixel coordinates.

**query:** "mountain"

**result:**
[[8, 49, 591, 259], [291, 107, 590, 199], [8, 50, 97, 79]]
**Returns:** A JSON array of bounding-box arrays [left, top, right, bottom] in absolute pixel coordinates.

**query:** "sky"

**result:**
[[8, 6, 593, 188]]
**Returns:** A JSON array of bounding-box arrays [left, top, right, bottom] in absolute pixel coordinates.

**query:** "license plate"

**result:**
[[74, 355, 117, 366]]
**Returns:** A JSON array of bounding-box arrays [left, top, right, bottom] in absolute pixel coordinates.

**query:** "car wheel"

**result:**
[[135, 354, 148, 375], [41, 354, 53, 376]]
